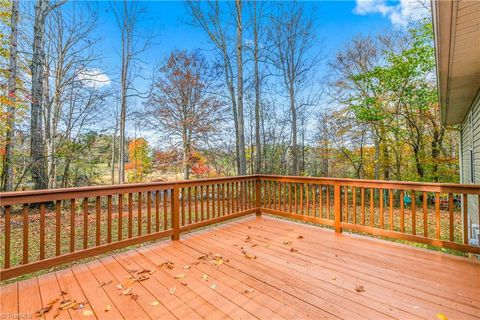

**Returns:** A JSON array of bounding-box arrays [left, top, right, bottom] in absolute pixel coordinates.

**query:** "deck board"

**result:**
[[2, 215, 480, 320]]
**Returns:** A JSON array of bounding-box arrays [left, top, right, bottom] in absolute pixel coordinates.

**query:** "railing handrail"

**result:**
[[258, 174, 480, 194], [0, 175, 258, 206]]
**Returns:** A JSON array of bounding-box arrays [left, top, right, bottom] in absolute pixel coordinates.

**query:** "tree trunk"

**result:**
[[119, 32, 128, 184], [431, 126, 445, 182], [289, 86, 298, 175], [2, 0, 19, 192], [30, 0, 49, 190], [182, 126, 190, 180], [253, 0, 261, 174], [111, 129, 116, 184], [235, 0, 247, 176]]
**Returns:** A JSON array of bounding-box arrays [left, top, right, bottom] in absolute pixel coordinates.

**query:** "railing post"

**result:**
[[255, 177, 262, 216], [171, 186, 180, 240], [334, 183, 342, 233], [462, 193, 468, 245]]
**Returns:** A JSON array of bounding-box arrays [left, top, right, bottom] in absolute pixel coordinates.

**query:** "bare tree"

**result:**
[[270, 2, 321, 175], [112, 0, 151, 184], [30, 0, 67, 190], [145, 50, 224, 179], [186, 0, 247, 175], [2, 0, 19, 191]]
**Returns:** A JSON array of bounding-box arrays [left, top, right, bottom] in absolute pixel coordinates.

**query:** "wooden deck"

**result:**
[[1, 215, 480, 320]]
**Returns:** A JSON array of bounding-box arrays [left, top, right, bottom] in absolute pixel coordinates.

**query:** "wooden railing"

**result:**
[[1, 174, 479, 280]]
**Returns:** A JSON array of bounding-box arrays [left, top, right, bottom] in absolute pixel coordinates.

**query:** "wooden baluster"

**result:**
[[277, 182, 281, 210], [319, 185, 323, 218], [155, 191, 160, 232], [389, 190, 393, 230], [69, 200, 75, 253], [137, 192, 143, 236], [83, 198, 88, 249], [312, 185, 317, 217], [379, 189, 384, 229], [463, 193, 468, 244], [352, 187, 356, 224], [300, 183, 304, 215], [221, 183, 226, 215], [225, 184, 230, 215], [237, 182, 241, 212], [334, 184, 342, 233], [212, 185, 216, 218], [242, 181, 246, 211], [400, 190, 405, 233], [163, 190, 168, 230], [327, 185, 331, 219], [435, 192, 440, 239], [200, 185, 205, 220], [181, 188, 186, 225], [306, 184, 310, 216], [370, 189, 374, 227], [423, 192, 428, 237], [250, 180, 253, 209], [448, 193, 454, 242], [147, 191, 152, 234], [24, 204, 30, 263], [344, 186, 348, 222], [206, 185, 210, 220], [172, 186, 180, 240], [96, 197, 101, 245], [294, 183, 298, 214], [361, 188, 365, 225], [108, 195, 113, 242], [195, 186, 199, 220], [188, 187, 192, 224], [411, 191, 416, 235], [128, 193, 133, 238], [119, 194, 123, 240], [4, 205, 11, 269], [289, 183, 292, 213]]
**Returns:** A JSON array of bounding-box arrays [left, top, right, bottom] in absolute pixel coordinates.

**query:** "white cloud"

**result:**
[[353, 0, 430, 27], [77, 69, 111, 88]]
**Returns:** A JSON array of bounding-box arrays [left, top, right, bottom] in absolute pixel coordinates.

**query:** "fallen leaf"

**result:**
[[243, 288, 255, 294], [98, 280, 112, 287], [169, 287, 176, 295], [126, 268, 138, 273], [437, 313, 448, 320], [115, 284, 123, 290], [131, 294, 139, 301], [150, 301, 160, 306], [331, 275, 337, 281], [198, 254, 207, 260], [283, 240, 292, 245], [82, 310, 94, 317], [136, 274, 150, 281], [202, 274, 209, 281], [160, 261, 175, 269], [60, 290, 68, 295], [149, 269, 156, 275], [297, 235, 304, 239], [136, 269, 150, 275], [122, 288, 133, 295], [36, 305, 53, 317], [251, 244, 258, 248], [174, 273, 186, 279], [354, 285, 365, 293], [104, 305, 112, 312], [210, 284, 217, 290], [183, 265, 191, 269], [290, 248, 298, 252], [244, 253, 257, 260], [53, 309, 61, 319], [245, 235, 251, 242]]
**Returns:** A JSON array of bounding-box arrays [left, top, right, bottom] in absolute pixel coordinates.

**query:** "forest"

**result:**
[[0, 0, 460, 192]]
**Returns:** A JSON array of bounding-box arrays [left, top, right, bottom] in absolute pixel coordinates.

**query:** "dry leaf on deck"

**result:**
[[354, 285, 365, 293], [202, 274, 209, 281], [35, 305, 53, 317], [160, 261, 175, 269], [210, 284, 217, 290], [169, 287, 176, 295], [437, 313, 448, 320], [183, 265, 191, 269], [104, 305, 112, 312], [82, 310, 94, 317], [122, 288, 133, 295], [136, 274, 150, 281], [136, 269, 150, 275], [243, 288, 255, 294], [174, 273, 186, 279], [150, 301, 160, 306], [115, 284, 123, 290], [98, 280, 112, 287], [283, 240, 292, 245], [245, 235, 251, 242], [131, 294, 139, 301], [297, 235, 304, 239], [290, 248, 298, 252], [244, 253, 257, 260]]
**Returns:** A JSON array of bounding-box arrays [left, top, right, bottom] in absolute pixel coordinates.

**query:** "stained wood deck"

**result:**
[[1, 215, 480, 320]]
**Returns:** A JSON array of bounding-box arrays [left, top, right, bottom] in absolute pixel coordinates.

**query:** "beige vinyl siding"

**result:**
[[460, 91, 480, 243]]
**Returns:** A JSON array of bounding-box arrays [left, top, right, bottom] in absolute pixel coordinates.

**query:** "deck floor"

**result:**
[[1, 215, 480, 320]]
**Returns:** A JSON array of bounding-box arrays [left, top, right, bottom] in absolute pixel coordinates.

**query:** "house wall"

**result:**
[[460, 90, 480, 244]]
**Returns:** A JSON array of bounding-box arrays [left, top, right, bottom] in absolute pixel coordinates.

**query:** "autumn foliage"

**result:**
[[125, 138, 152, 182]]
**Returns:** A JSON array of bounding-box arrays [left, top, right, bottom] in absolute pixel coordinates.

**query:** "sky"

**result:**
[[59, 0, 430, 143]]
